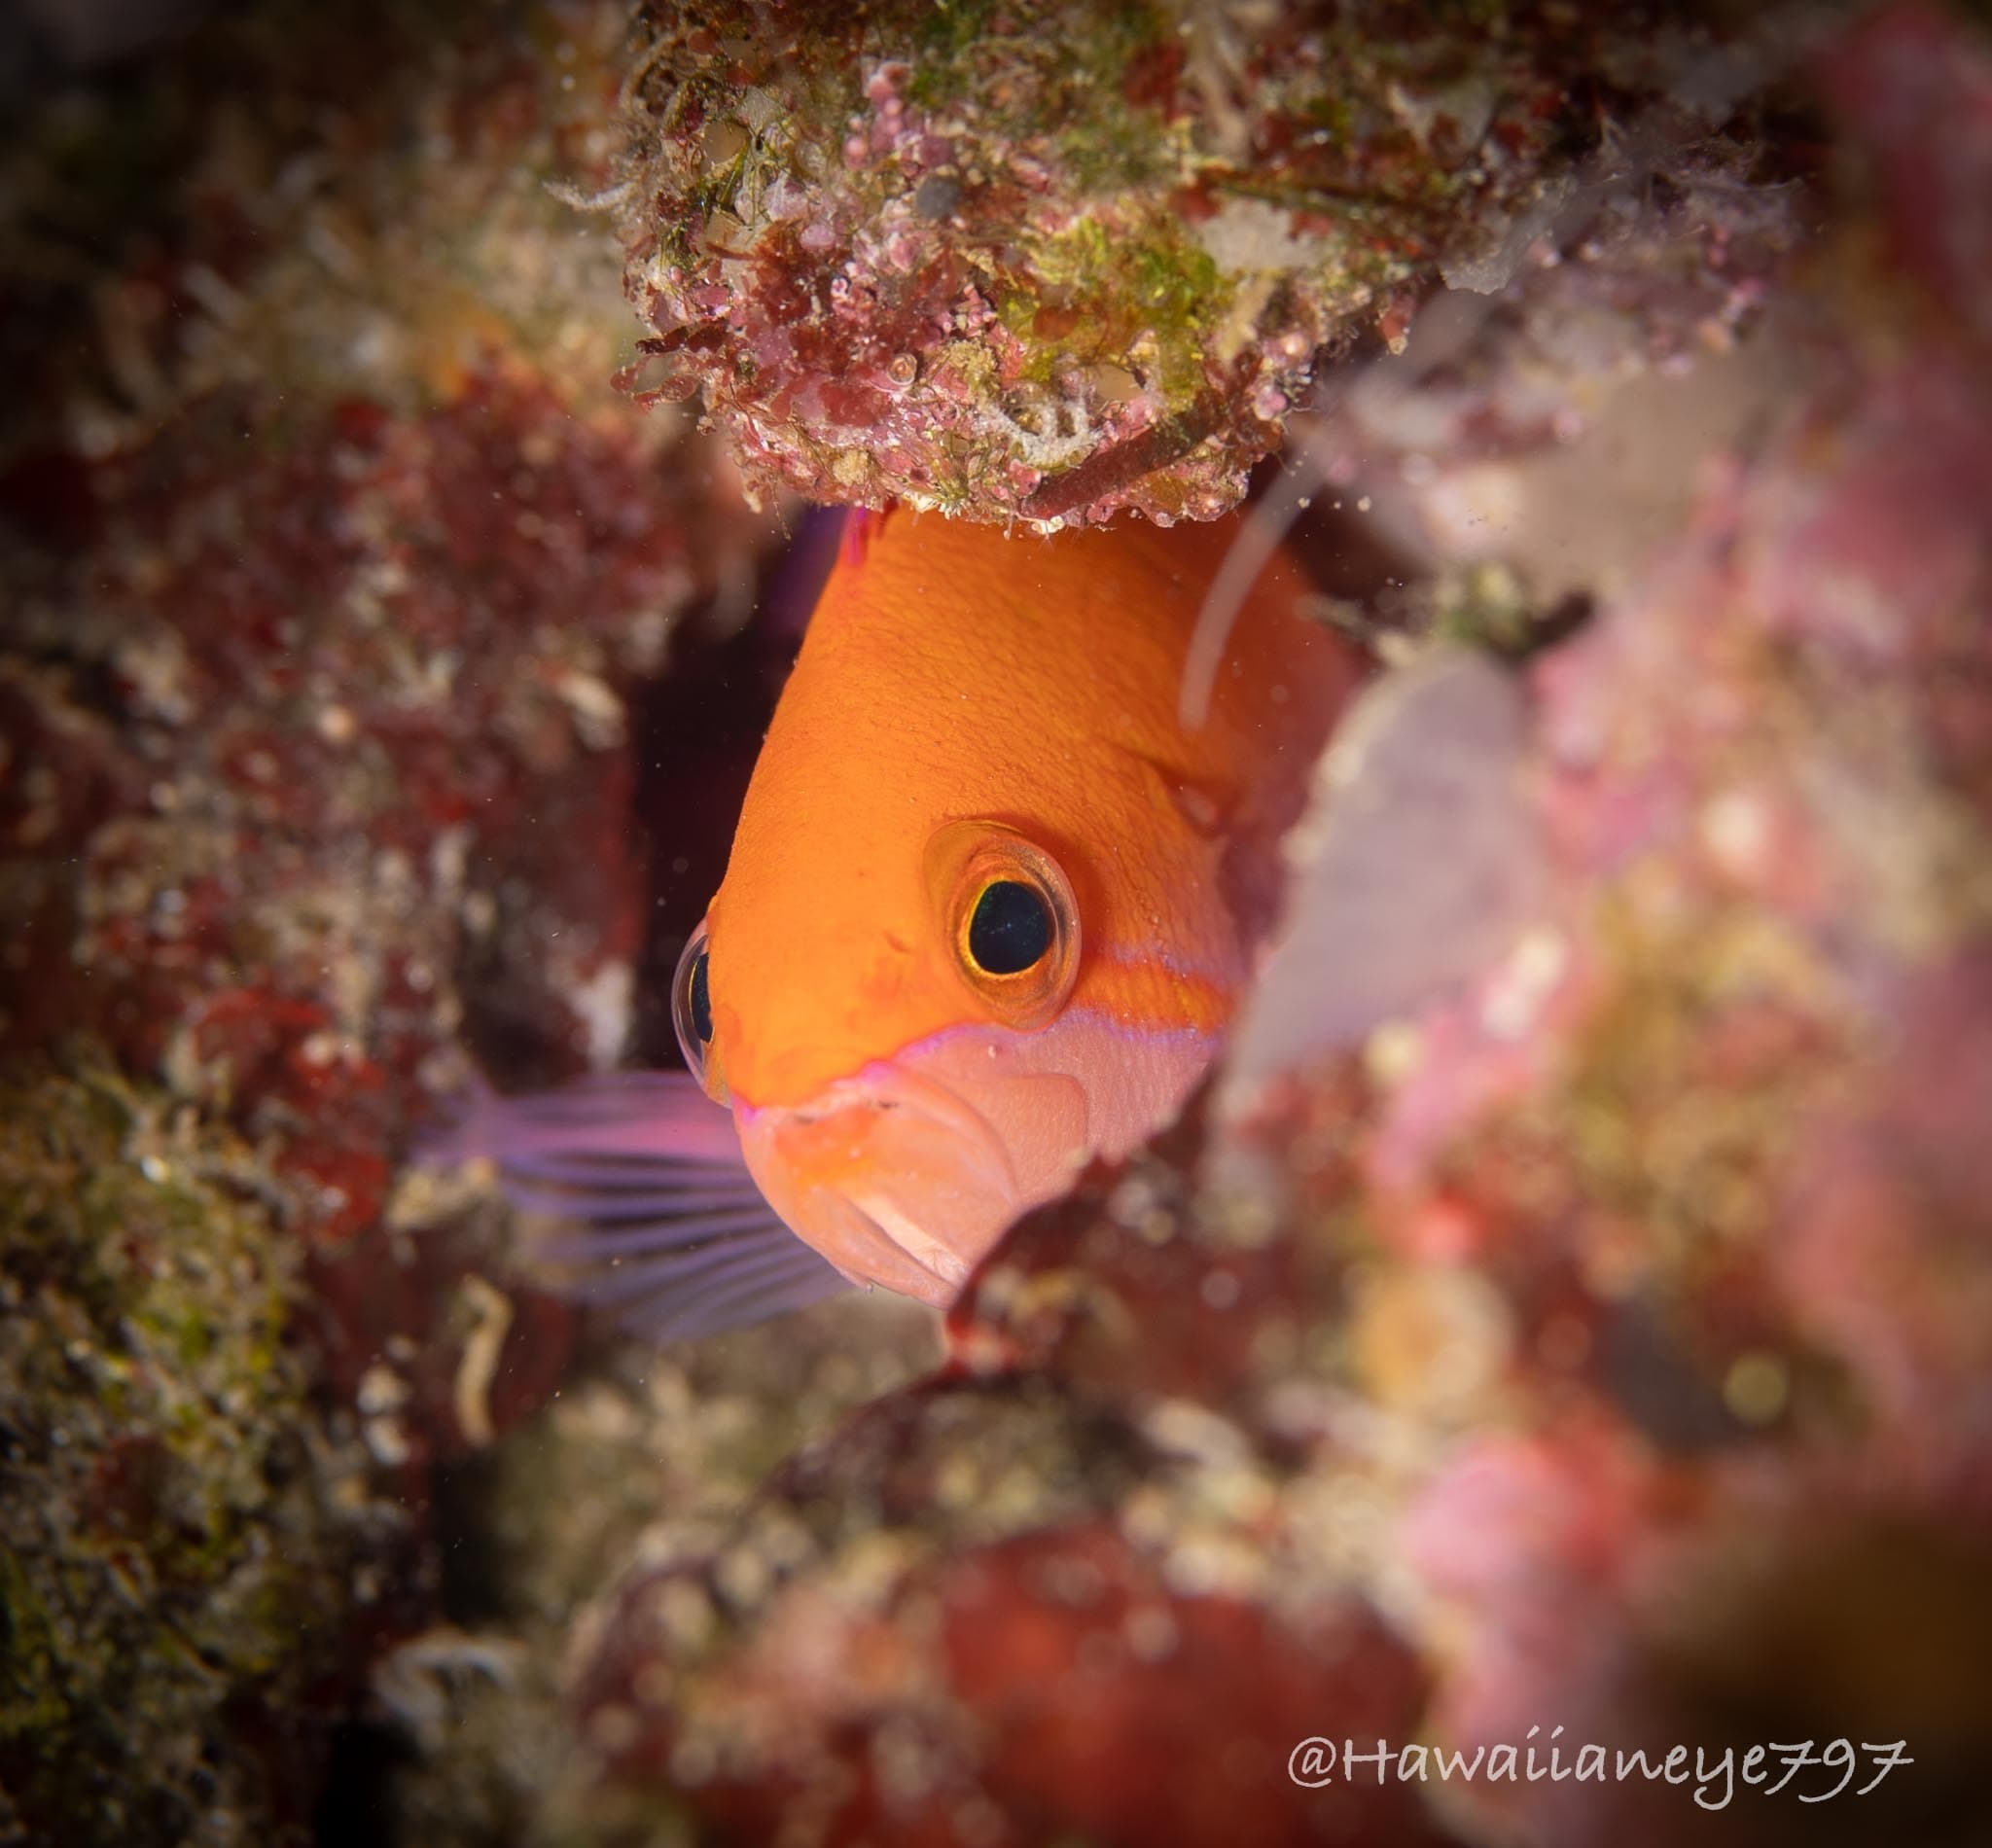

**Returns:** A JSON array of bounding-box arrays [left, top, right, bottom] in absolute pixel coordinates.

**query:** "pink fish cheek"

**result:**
[[900, 1010, 1220, 1193], [891, 1033, 1093, 1207]]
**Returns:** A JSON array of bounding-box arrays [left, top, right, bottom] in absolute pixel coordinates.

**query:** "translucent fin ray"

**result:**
[[418, 1071, 853, 1341]]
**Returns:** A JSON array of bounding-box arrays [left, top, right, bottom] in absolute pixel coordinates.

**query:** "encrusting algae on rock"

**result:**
[[0, 0, 775, 1837], [606, 0, 1800, 526], [0, 1057, 370, 1848]]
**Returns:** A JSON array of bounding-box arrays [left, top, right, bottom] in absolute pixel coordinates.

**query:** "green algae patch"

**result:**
[[0, 1058, 356, 1848]]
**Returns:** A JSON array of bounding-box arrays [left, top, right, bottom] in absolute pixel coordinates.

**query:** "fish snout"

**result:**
[[733, 1063, 1027, 1305]]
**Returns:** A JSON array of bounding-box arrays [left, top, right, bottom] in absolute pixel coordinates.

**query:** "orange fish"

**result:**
[[445, 508, 1359, 1337]]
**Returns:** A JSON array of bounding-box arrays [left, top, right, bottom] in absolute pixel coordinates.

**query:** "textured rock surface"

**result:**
[[0, 2, 753, 1838], [0, 1060, 369, 1848], [607, 0, 1804, 526]]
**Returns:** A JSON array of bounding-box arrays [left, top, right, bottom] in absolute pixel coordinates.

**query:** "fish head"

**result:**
[[671, 818, 1214, 1303]]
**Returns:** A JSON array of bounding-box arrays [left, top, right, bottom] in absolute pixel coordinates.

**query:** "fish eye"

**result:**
[[967, 880, 1052, 975], [670, 925, 727, 1101], [926, 821, 1081, 1031], [688, 950, 713, 1042]]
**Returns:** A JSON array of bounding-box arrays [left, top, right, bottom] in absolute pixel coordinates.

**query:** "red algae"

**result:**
[[609, 0, 1802, 527], [18, 369, 692, 1247]]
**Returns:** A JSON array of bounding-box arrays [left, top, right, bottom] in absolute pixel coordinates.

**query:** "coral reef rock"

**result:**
[[611, 0, 1799, 527]]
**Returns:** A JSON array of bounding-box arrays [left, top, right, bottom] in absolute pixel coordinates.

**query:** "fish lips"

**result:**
[[731, 1034, 1093, 1305]]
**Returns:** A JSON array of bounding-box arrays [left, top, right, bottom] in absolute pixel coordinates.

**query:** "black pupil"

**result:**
[[968, 880, 1051, 976], [688, 949, 713, 1043]]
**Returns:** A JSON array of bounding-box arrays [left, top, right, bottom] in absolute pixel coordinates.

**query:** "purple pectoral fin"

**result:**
[[418, 1070, 851, 1343], [557, 1226, 852, 1344]]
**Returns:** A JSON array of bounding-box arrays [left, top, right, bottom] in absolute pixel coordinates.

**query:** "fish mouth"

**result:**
[[732, 1046, 1085, 1306]]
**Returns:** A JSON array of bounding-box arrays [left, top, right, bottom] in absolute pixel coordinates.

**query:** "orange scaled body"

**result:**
[[678, 508, 1360, 1305]]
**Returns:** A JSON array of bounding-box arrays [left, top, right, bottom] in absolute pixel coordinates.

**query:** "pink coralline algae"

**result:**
[[608, 0, 1798, 526]]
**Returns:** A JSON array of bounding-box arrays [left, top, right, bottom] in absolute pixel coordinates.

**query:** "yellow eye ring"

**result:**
[[925, 821, 1081, 1031]]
